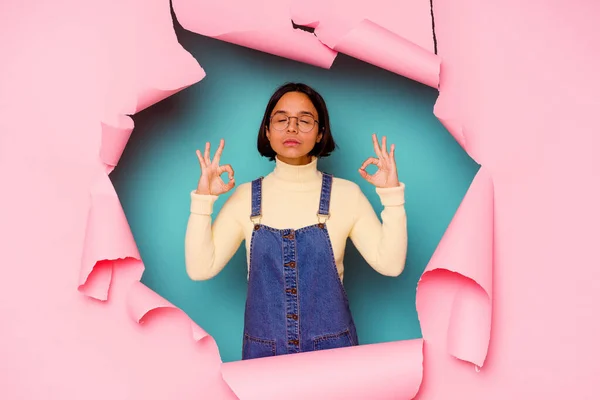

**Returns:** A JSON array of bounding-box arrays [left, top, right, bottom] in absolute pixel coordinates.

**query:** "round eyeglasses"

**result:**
[[270, 113, 318, 133]]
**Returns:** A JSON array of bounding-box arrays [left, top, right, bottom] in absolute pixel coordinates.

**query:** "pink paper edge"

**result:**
[[415, 166, 495, 368], [220, 339, 425, 399], [74, 3, 496, 399], [313, 18, 441, 88], [126, 281, 210, 342]]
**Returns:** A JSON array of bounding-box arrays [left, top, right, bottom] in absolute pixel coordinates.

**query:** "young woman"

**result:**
[[185, 82, 408, 360]]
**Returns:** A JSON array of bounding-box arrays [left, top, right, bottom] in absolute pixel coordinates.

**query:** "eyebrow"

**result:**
[[272, 110, 315, 117]]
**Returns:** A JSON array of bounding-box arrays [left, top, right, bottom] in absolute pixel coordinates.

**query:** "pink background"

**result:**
[[1, 0, 598, 398]]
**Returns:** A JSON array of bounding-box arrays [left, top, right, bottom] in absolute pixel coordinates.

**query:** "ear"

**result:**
[[316, 132, 323, 143], [266, 127, 271, 141]]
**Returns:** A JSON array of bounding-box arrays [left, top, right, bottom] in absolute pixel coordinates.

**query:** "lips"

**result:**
[[283, 139, 301, 146]]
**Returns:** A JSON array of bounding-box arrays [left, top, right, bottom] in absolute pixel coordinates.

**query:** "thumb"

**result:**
[[358, 168, 372, 183], [225, 177, 236, 191]]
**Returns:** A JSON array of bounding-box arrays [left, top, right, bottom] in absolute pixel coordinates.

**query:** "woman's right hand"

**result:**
[[195, 139, 235, 196]]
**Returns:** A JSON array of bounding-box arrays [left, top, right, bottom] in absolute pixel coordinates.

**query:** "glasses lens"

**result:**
[[271, 115, 288, 130], [298, 116, 315, 132]]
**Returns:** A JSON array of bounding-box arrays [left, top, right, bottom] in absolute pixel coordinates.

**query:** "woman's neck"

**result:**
[[276, 154, 313, 166], [269, 156, 321, 189]]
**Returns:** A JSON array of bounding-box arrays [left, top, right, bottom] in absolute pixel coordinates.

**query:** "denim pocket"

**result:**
[[242, 333, 276, 360], [312, 329, 354, 351]]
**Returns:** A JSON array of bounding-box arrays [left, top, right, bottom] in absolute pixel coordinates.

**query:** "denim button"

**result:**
[[285, 261, 296, 268], [287, 314, 298, 320], [288, 339, 299, 345], [253, 225, 260, 231]]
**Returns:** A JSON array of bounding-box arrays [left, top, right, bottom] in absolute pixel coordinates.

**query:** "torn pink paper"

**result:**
[[222, 339, 423, 400], [171, 0, 337, 68], [127, 281, 209, 341], [291, 0, 434, 51], [432, 107, 468, 157], [80, 260, 115, 301], [83, 0, 205, 297], [97, 0, 205, 173], [0, 0, 237, 398], [100, 117, 135, 173], [78, 173, 141, 301], [416, 167, 494, 368], [131, 0, 205, 113], [291, 0, 440, 87], [133, 59, 204, 114]]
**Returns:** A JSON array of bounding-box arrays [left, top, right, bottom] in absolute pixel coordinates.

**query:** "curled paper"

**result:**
[[79, 173, 141, 301], [222, 339, 424, 400], [134, 62, 205, 115], [291, 0, 440, 88], [84, 0, 205, 298], [432, 108, 468, 154], [131, 0, 206, 113], [173, 0, 440, 88], [416, 167, 494, 368], [100, 116, 135, 173], [97, 0, 205, 174], [171, 0, 337, 68], [127, 281, 209, 342], [327, 19, 440, 89]]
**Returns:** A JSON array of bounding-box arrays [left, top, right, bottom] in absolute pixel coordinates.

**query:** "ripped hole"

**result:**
[[110, 21, 478, 362], [291, 20, 316, 34]]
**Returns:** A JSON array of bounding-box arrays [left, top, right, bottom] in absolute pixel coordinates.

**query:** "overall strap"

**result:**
[[250, 177, 263, 222], [317, 173, 333, 218]]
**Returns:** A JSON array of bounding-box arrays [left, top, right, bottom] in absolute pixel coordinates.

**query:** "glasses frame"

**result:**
[[269, 113, 319, 133]]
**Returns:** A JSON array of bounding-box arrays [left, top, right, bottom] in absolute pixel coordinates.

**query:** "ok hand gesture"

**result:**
[[358, 134, 400, 188], [195, 139, 235, 196]]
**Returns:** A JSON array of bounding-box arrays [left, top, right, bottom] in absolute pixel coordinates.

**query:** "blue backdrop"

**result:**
[[110, 23, 479, 362]]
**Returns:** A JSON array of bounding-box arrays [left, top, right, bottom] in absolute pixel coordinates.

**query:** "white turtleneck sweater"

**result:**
[[185, 157, 408, 282]]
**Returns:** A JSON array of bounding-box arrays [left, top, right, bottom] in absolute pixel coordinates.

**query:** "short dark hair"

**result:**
[[257, 82, 336, 161]]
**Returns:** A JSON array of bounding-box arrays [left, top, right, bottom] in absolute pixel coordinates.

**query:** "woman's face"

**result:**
[[266, 91, 322, 165]]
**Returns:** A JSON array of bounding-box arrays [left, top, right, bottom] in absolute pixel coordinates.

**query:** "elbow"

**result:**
[[184, 244, 218, 281], [377, 250, 407, 277], [387, 238, 408, 277], [186, 267, 214, 281], [384, 262, 406, 277], [185, 255, 216, 281]]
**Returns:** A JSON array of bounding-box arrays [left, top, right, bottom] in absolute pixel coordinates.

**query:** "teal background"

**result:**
[[110, 21, 479, 362]]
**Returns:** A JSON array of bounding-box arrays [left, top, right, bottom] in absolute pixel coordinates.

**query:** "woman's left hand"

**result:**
[[359, 133, 400, 188]]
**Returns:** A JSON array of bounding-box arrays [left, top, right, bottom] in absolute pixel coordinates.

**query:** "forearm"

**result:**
[[350, 184, 408, 276], [184, 191, 243, 280]]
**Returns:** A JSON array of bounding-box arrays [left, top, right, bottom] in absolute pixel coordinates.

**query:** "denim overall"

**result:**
[[242, 172, 359, 360]]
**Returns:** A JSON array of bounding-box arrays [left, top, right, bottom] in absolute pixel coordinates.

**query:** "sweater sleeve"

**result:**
[[348, 183, 408, 277], [184, 186, 245, 280]]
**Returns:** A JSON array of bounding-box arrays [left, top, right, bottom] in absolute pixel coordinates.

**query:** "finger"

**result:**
[[196, 149, 207, 169], [372, 133, 383, 158], [381, 136, 389, 160], [390, 143, 396, 164], [359, 157, 379, 171], [213, 139, 225, 165], [358, 168, 373, 183], [218, 164, 234, 179], [225, 178, 236, 191], [204, 142, 211, 164]]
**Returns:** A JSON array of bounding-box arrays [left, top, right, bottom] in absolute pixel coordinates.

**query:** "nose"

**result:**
[[287, 117, 299, 133]]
